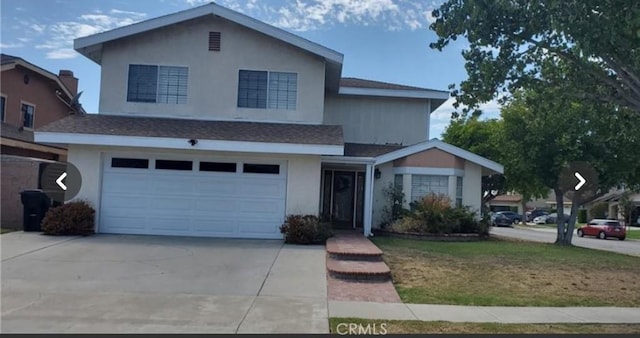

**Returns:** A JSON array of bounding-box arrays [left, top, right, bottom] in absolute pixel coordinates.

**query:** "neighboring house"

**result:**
[[488, 194, 523, 213], [1, 54, 83, 228], [586, 189, 640, 225], [35, 3, 503, 239]]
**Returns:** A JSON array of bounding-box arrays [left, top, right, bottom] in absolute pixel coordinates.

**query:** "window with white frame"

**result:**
[[411, 175, 449, 202], [237, 70, 297, 110], [456, 176, 463, 207], [21, 103, 35, 129], [127, 65, 188, 104]]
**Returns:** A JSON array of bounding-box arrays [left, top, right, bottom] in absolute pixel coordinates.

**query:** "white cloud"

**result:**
[[35, 9, 147, 59], [186, 0, 439, 32], [429, 98, 503, 138], [0, 42, 25, 49]]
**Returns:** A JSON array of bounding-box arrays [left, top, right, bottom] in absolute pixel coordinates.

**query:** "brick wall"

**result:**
[[1, 155, 43, 229]]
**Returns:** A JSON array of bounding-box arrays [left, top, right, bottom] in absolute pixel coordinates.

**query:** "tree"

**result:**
[[430, 0, 640, 116], [443, 117, 507, 205], [500, 70, 640, 244]]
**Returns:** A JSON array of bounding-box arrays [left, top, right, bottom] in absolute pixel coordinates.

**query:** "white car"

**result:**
[[533, 215, 549, 224]]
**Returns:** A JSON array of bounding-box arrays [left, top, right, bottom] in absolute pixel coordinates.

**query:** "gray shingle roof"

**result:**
[[38, 114, 344, 145], [340, 77, 447, 93], [1, 123, 34, 143], [343, 142, 404, 157]]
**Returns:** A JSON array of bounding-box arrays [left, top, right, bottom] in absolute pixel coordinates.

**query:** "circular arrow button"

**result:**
[[559, 162, 598, 204], [40, 162, 82, 203]]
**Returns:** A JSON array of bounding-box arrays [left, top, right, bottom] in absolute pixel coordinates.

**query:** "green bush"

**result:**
[[589, 203, 609, 219], [279, 214, 332, 244], [391, 193, 483, 234], [578, 209, 588, 223], [41, 200, 95, 236]]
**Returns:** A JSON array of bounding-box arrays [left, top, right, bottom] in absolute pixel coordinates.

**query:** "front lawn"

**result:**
[[329, 318, 640, 334], [372, 237, 640, 307], [626, 229, 640, 240], [1, 228, 16, 234]]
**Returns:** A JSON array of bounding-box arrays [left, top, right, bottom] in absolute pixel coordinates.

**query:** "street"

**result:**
[[490, 226, 640, 257]]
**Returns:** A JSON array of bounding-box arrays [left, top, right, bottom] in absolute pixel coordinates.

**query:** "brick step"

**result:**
[[326, 258, 391, 282], [326, 235, 384, 261]]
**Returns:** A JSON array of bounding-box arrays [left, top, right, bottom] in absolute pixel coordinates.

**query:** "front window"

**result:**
[[237, 70, 297, 110], [411, 175, 449, 202], [21, 103, 34, 128], [127, 65, 188, 104], [0, 96, 5, 122]]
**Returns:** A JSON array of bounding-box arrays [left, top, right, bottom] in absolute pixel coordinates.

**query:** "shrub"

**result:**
[[578, 209, 588, 223], [279, 214, 332, 244], [390, 216, 423, 233], [382, 183, 407, 223], [41, 200, 95, 236], [589, 203, 609, 219]]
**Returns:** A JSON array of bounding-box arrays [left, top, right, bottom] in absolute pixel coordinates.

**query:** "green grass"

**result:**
[[626, 229, 640, 240], [0, 228, 16, 234], [329, 318, 640, 334], [372, 236, 640, 307]]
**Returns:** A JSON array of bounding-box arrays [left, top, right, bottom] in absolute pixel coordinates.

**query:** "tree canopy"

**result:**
[[430, 0, 640, 116]]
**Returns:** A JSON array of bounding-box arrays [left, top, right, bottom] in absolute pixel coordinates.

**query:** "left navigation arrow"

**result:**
[[56, 172, 68, 191]]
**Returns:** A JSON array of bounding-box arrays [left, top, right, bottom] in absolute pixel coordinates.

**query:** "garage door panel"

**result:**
[[100, 155, 287, 239], [102, 173, 149, 192], [100, 216, 146, 231], [149, 218, 190, 231], [192, 219, 236, 234], [238, 220, 280, 234], [101, 194, 150, 209]]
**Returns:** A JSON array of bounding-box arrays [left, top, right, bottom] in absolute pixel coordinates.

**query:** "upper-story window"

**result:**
[[237, 70, 297, 110], [127, 65, 188, 104], [0, 96, 6, 122], [21, 103, 35, 129]]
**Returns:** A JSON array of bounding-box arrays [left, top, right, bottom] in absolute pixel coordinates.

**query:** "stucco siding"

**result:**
[[372, 162, 394, 228], [99, 16, 326, 123], [462, 161, 482, 215], [323, 94, 430, 145], [285, 155, 321, 215], [393, 148, 465, 169]]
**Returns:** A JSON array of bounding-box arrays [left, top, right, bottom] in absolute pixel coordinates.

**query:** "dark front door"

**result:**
[[332, 171, 355, 224]]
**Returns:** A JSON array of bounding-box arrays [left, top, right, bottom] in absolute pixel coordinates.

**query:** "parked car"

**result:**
[[577, 219, 626, 240], [492, 213, 514, 227], [533, 214, 549, 224], [526, 210, 548, 222], [495, 211, 522, 224], [545, 213, 570, 224]]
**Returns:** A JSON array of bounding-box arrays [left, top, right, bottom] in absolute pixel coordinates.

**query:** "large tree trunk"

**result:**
[[554, 188, 566, 244], [564, 193, 581, 245]]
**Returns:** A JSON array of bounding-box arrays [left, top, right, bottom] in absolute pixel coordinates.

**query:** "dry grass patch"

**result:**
[[373, 237, 640, 306], [329, 318, 640, 334]]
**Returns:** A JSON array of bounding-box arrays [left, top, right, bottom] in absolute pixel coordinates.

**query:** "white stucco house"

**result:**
[[35, 3, 503, 239]]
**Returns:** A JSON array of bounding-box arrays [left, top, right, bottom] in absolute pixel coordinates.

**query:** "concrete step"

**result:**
[[326, 258, 391, 282]]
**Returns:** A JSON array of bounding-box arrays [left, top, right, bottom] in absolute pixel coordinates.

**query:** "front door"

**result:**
[[322, 169, 364, 228]]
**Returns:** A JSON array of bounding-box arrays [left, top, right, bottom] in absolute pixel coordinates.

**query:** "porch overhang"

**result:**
[[321, 156, 375, 165]]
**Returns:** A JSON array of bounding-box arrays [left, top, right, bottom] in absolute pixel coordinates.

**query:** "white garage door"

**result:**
[[99, 154, 286, 239]]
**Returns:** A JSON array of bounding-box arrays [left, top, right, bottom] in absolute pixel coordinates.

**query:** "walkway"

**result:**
[[329, 301, 640, 323]]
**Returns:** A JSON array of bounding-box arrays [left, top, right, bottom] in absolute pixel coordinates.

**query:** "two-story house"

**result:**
[[35, 3, 503, 239], [1, 54, 82, 229]]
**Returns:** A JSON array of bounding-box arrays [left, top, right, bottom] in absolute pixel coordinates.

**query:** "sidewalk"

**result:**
[[329, 301, 640, 323]]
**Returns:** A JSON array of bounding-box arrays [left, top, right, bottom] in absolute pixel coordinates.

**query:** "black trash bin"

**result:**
[[20, 189, 51, 232]]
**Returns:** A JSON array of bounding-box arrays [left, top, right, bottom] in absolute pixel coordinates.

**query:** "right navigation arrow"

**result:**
[[574, 172, 586, 191]]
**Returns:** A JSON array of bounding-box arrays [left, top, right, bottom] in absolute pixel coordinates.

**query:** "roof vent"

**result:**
[[208, 32, 221, 51]]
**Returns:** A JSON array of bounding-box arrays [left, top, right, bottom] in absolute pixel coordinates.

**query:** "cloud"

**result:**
[[429, 98, 503, 138], [187, 0, 438, 32], [0, 42, 25, 49], [35, 9, 147, 59]]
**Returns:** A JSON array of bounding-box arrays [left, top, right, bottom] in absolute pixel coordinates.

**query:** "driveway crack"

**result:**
[[234, 241, 285, 333]]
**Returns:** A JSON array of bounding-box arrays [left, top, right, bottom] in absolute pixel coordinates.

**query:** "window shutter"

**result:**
[[208, 32, 221, 51]]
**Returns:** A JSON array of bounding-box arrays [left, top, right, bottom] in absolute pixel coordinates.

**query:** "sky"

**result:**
[[0, 0, 500, 138]]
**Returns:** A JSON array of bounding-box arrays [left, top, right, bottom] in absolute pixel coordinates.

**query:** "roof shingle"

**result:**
[[38, 114, 344, 146], [343, 143, 404, 157], [340, 77, 447, 93]]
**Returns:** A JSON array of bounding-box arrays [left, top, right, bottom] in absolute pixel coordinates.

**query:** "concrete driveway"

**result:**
[[1, 232, 328, 333]]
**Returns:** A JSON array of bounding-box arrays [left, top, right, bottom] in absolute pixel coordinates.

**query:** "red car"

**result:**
[[577, 219, 626, 240]]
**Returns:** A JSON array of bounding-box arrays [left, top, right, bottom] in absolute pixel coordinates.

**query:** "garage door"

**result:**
[[99, 154, 286, 239]]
